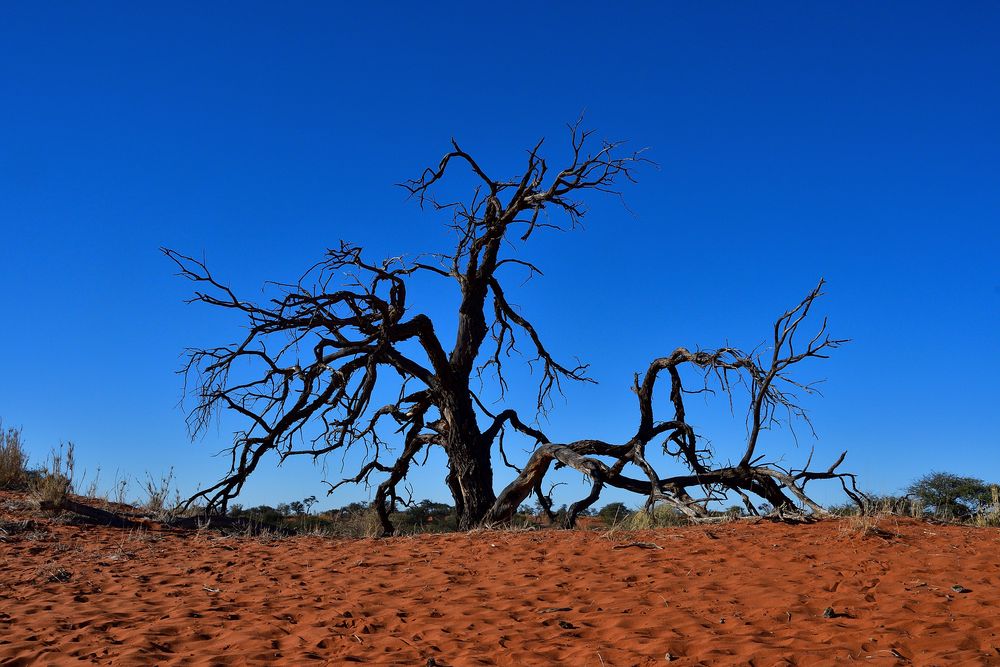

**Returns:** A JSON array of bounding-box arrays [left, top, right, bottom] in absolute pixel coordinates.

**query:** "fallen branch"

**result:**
[[39, 497, 295, 535]]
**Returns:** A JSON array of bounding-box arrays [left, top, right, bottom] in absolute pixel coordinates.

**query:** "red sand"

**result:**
[[3, 494, 1000, 665]]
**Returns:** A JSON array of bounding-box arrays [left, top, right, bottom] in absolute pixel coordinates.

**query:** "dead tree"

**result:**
[[484, 280, 866, 526], [165, 122, 862, 533]]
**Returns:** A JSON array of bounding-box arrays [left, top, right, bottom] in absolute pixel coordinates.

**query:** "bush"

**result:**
[[231, 504, 285, 525], [0, 422, 29, 490], [597, 502, 630, 525], [906, 472, 994, 519], [393, 500, 458, 533]]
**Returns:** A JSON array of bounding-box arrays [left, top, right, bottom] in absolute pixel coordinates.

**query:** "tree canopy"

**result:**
[[906, 472, 995, 518]]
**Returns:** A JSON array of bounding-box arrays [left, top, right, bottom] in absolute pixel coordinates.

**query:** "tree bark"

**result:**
[[440, 392, 496, 529], [448, 439, 496, 529]]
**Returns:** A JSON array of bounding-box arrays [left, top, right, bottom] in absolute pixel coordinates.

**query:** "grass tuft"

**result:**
[[622, 505, 690, 530], [31, 442, 75, 510], [141, 468, 180, 521], [0, 422, 29, 490]]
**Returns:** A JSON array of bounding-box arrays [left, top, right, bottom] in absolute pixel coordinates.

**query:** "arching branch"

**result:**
[[484, 281, 861, 525]]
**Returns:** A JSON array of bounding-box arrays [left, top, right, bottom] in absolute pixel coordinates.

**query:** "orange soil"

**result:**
[[2, 494, 1000, 666]]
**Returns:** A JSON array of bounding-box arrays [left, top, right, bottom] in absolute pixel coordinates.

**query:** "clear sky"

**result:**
[[2, 2, 997, 512]]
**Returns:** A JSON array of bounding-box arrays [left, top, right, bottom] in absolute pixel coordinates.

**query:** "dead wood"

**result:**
[[40, 497, 295, 535], [165, 121, 862, 534]]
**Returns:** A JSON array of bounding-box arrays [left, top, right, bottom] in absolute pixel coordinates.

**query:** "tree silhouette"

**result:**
[[165, 122, 862, 534]]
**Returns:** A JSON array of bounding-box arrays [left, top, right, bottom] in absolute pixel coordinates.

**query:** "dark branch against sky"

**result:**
[[1, 2, 997, 509]]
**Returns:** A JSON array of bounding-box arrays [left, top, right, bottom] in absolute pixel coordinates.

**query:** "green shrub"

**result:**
[[393, 499, 457, 532], [597, 502, 631, 525], [230, 504, 285, 525], [906, 472, 993, 519]]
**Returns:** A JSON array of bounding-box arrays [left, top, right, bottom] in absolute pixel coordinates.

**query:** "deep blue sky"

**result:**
[[2, 3, 997, 511]]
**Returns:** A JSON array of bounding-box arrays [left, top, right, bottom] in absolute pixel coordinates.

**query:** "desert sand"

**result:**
[[2, 492, 1000, 666]]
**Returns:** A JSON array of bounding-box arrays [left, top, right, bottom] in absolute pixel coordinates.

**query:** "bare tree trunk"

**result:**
[[441, 394, 496, 529], [447, 439, 496, 529]]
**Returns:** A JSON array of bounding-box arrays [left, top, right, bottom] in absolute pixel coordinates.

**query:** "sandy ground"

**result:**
[[2, 493, 1000, 666]]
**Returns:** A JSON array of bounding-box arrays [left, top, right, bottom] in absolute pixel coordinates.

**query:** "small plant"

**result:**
[[36, 565, 73, 584], [31, 443, 75, 509], [141, 468, 179, 520], [623, 504, 689, 529], [0, 421, 29, 490], [111, 473, 130, 506], [78, 466, 102, 500]]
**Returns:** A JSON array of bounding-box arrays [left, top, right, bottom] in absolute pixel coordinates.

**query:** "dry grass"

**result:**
[[597, 504, 691, 541], [840, 490, 1000, 528], [331, 507, 382, 538], [78, 465, 102, 500], [838, 513, 885, 539], [0, 422, 29, 489], [836, 496, 916, 539], [622, 505, 691, 530], [35, 564, 73, 584], [971, 485, 1000, 527], [141, 468, 180, 521], [30, 442, 75, 510]]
